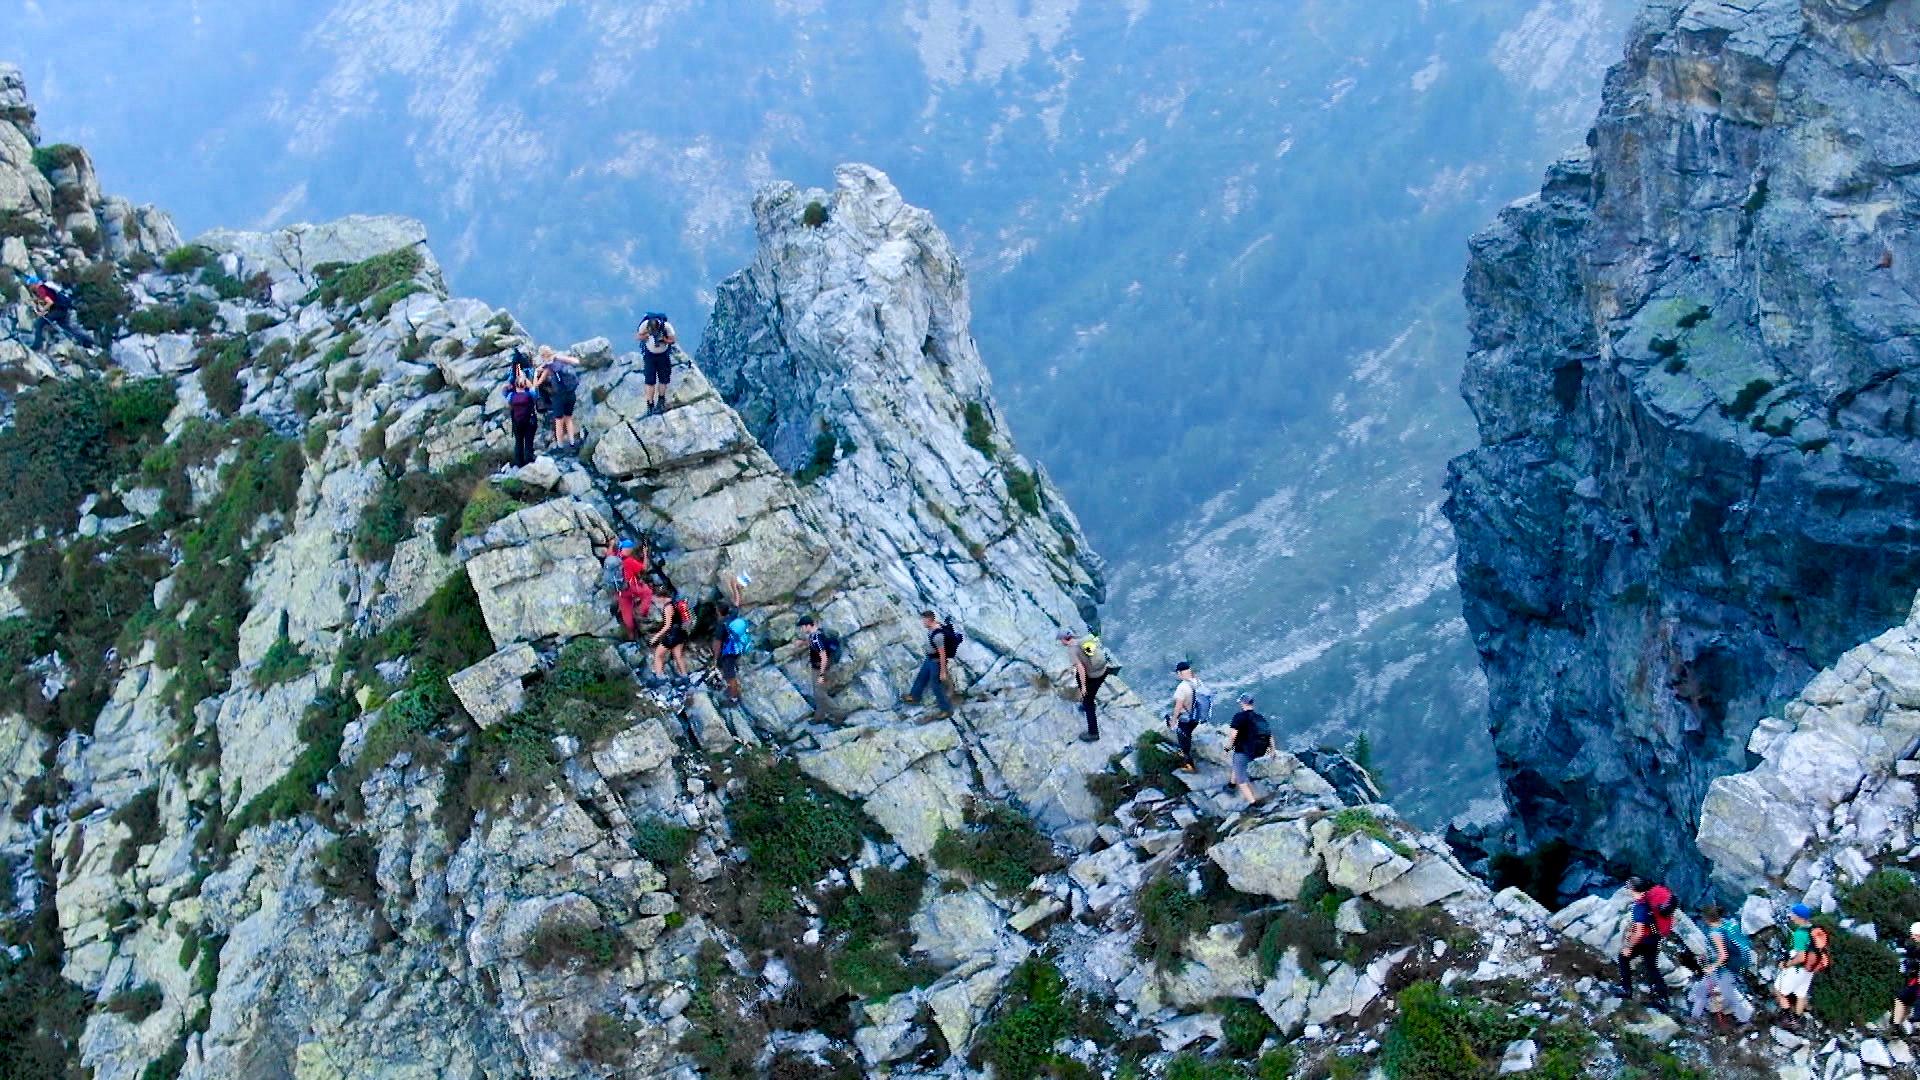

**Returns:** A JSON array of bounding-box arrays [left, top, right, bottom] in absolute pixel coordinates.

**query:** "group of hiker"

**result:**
[[1608, 877, 1920, 1036], [500, 313, 677, 467]]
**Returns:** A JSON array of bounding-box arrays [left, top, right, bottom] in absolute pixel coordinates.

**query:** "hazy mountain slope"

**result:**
[[13, 0, 1640, 822]]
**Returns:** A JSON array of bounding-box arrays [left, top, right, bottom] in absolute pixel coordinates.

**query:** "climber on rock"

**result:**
[[534, 345, 582, 450], [1772, 903, 1826, 1024], [636, 312, 676, 415], [1167, 661, 1211, 772], [503, 370, 540, 468], [1223, 694, 1270, 804], [901, 610, 957, 719], [1686, 903, 1754, 1031], [716, 612, 752, 705], [650, 585, 693, 688], [1059, 630, 1111, 744], [25, 274, 95, 349], [1615, 877, 1677, 1010], [1894, 921, 1920, 1034], [601, 538, 653, 639], [799, 614, 841, 719]]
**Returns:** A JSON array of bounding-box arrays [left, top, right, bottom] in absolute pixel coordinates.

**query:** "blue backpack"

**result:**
[[722, 617, 754, 657], [1718, 919, 1754, 972], [1185, 681, 1215, 726]]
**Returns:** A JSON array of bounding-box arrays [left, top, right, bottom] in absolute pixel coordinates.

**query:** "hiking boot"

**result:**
[[900, 697, 921, 707], [1077, 732, 1099, 744]]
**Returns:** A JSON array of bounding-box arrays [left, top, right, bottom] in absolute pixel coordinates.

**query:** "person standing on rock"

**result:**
[[1893, 921, 1920, 1034], [602, 538, 653, 639], [1615, 877, 1676, 1009], [534, 345, 582, 450], [1686, 903, 1754, 1032], [503, 370, 540, 467], [799, 614, 840, 719], [1167, 661, 1211, 772], [1059, 631, 1112, 744], [716, 613, 752, 705], [650, 586, 693, 688], [901, 610, 956, 719], [1223, 694, 1269, 804], [636, 312, 676, 415], [1772, 903, 1825, 1023]]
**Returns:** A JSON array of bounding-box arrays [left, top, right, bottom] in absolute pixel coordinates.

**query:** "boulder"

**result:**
[[1207, 819, 1319, 900], [463, 498, 617, 644], [446, 644, 540, 729]]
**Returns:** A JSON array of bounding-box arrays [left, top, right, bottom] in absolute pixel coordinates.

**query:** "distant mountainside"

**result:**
[[14, 0, 1640, 821]]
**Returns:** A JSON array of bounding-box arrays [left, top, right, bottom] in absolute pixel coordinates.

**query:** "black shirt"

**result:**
[[1229, 710, 1271, 756]]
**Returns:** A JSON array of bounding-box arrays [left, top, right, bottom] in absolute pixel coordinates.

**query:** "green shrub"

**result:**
[[1810, 920, 1899, 1027], [580, 1014, 637, 1066], [1137, 872, 1211, 970], [1329, 807, 1412, 858], [963, 401, 996, 456], [823, 863, 932, 997], [109, 786, 162, 875], [1614, 1032, 1706, 1080], [163, 246, 213, 274], [0, 208, 43, 239], [1381, 981, 1482, 1080], [526, 921, 629, 970], [801, 200, 829, 228], [127, 296, 218, 336], [313, 247, 424, 308], [1841, 868, 1920, 941], [794, 427, 842, 486], [466, 640, 640, 811], [632, 819, 696, 867], [930, 800, 1058, 893], [1256, 1047, 1298, 1080], [976, 958, 1083, 1080], [198, 336, 249, 416], [727, 757, 864, 900], [138, 1041, 187, 1080], [1215, 997, 1275, 1058], [680, 942, 765, 1078], [1005, 466, 1041, 515], [458, 483, 525, 541], [314, 833, 379, 905], [1089, 729, 1185, 814], [1165, 1055, 1247, 1080], [193, 933, 225, 997], [367, 281, 425, 319], [0, 376, 173, 543], [104, 981, 164, 1023], [253, 634, 313, 687], [65, 261, 133, 341], [31, 143, 84, 178]]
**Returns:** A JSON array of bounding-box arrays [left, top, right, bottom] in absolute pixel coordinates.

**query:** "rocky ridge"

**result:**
[[3, 49, 1919, 1080], [1446, 0, 1920, 894]]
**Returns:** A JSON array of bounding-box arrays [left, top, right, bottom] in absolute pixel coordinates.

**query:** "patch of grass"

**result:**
[[1841, 867, 1920, 941], [1255, 874, 1350, 980], [367, 281, 425, 319], [525, 920, 630, 970], [964, 401, 996, 457], [975, 958, 1092, 1080], [31, 143, 84, 178], [461, 639, 641, 813], [1614, 1032, 1706, 1080], [357, 459, 505, 562], [681, 942, 766, 1079], [312, 247, 424, 308], [1381, 982, 1531, 1080], [1725, 378, 1774, 419], [138, 1041, 187, 1080], [457, 483, 526, 542], [253, 633, 313, 687], [1216, 997, 1276, 1058], [1166, 1055, 1249, 1080], [794, 423, 853, 486], [1090, 729, 1187, 814], [1330, 807, 1412, 858], [823, 863, 932, 997], [1137, 871, 1212, 971], [930, 799, 1058, 893], [1810, 920, 1899, 1028], [0, 376, 174, 542], [198, 335, 249, 416], [127, 296, 218, 337], [580, 1014, 637, 1066], [314, 833, 379, 905], [105, 981, 164, 1023], [632, 819, 696, 867], [163, 246, 213, 274], [726, 757, 865, 903], [110, 786, 162, 875], [65, 261, 133, 341], [1005, 466, 1042, 515]]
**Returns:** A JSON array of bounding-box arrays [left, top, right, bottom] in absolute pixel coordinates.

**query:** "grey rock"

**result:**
[[446, 644, 539, 729], [463, 498, 618, 644], [1206, 819, 1319, 900]]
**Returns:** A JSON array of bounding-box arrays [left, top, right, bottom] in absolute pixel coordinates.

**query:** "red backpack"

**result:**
[[1644, 884, 1678, 937]]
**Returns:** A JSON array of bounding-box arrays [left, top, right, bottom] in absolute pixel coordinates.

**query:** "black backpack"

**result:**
[[813, 629, 843, 663], [937, 622, 964, 656]]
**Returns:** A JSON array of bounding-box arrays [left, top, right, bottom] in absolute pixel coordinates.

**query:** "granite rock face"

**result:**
[[1446, 0, 1920, 894]]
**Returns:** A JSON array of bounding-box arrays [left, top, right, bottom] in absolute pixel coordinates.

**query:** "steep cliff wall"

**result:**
[[1447, 0, 1920, 894]]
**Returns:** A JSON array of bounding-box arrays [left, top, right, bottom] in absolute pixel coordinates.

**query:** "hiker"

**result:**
[[1894, 921, 1920, 1034], [1772, 903, 1826, 1022], [901, 610, 958, 719], [635, 312, 676, 414], [1616, 877, 1676, 1008], [716, 613, 753, 704], [601, 538, 653, 639], [25, 274, 95, 349], [503, 371, 540, 467], [1223, 694, 1270, 804], [650, 587, 693, 687], [1167, 661, 1212, 772], [1687, 903, 1755, 1031], [535, 345, 582, 449], [1059, 631, 1112, 744], [799, 614, 841, 718]]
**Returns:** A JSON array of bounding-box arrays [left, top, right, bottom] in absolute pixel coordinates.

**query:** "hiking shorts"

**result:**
[[657, 627, 688, 649], [1231, 752, 1253, 785], [549, 386, 576, 418], [1774, 967, 1813, 999], [717, 653, 741, 679], [644, 351, 672, 386], [1900, 980, 1920, 1007]]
